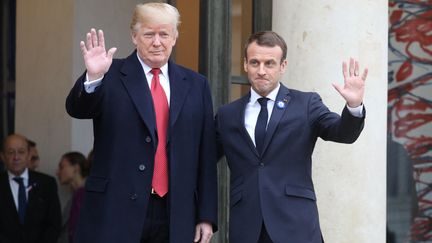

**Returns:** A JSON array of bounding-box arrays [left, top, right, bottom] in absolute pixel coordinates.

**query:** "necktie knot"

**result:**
[[258, 97, 269, 107], [13, 177, 24, 185], [151, 68, 160, 76]]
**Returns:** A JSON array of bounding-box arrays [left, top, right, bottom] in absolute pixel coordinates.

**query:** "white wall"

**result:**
[[273, 1, 388, 242]]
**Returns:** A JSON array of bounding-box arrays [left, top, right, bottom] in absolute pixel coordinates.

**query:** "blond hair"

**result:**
[[130, 3, 180, 37]]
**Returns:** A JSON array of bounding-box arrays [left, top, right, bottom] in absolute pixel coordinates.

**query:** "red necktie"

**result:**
[[150, 68, 169, 197]]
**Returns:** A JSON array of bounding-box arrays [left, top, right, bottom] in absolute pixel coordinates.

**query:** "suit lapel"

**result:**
[[237, 93, 260, 158], [167, 60, 191, 129], [120, 52, 157, 146], [0, 172, 21, 224], [261, 84, 291, 155]]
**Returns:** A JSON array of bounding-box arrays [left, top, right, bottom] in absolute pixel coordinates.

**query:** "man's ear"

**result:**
[[131, 32, 138, 45], [243, 58, 248, 73], [280, 59, 288, 73]]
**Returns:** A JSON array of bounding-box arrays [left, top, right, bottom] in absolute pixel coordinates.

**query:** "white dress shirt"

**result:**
[[83, 53, 171, 105], [8, 169, 29, 211], [244, 83, 364, 146]]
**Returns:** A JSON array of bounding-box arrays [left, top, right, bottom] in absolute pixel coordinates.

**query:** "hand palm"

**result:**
[[333, 58, 368, 107], [84, 46, 113, 75], [80, 29, 117, 80]]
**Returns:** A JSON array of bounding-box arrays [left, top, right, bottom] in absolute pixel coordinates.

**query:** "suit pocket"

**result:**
[[85, 176, 109, 193], [285, 184, 316, 201]]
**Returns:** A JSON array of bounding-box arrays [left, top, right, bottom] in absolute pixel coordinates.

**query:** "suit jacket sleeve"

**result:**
[[196, 79, 218, 231], [309, 92, 365, 143], [42, 176, 62, 243]]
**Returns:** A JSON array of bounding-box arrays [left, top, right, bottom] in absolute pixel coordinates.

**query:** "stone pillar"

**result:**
[[273, 1, 387, 242], [15, 0, 147, 205]]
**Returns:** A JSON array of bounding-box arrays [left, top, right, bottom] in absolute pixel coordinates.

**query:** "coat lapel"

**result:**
[[120, 52, 157, 146], [261, 84, 291, 155], [167, 60, 191, 129], [237, 93, 260, 158]]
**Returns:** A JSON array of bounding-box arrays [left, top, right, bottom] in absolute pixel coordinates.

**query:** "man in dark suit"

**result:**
[[66, 3, 217, 243], [216, 31, 368, 243], [0, 134, 61, 243]]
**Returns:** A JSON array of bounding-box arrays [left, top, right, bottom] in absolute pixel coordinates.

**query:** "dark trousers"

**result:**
[[258, 223, 273, 243], [140, 194, 169, 243]]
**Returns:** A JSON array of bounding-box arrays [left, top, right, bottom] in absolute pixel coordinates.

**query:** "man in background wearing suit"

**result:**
[[66, 3, 217, 243], [0, 134, 61, 243], [216, 31, 368, 243]]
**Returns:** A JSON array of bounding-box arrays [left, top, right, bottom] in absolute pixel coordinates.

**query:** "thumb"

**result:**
[[107, 47, 117, 59], [332, 83, 343, 96], [194, 225, 201, 242]]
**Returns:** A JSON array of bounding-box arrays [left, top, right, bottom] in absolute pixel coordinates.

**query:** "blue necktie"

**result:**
[[255, 97, 269, 155], [13, 177, 27, 224]]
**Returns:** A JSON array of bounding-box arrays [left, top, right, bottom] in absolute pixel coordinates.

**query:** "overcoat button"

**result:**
[[139, 164, 146, 171], [130, 193, 138, 200]]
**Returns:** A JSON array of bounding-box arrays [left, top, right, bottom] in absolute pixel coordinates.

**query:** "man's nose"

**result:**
[[258, 64, 266, 75], [153, 34, 162, 46]]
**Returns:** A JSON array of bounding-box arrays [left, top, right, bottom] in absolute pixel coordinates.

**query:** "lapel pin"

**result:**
[[276, 100, 286, 109]]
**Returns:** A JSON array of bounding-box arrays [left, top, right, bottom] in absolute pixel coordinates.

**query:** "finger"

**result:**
[[80, 41, 87, 56], [199, 233, 210, 243], [107, 47, 117, 59], [98, 29, 105, 49], [354, 60, 359, 76], [91, 28, 98, 48], [349, 58, 354, 76], [361, 68, 369, 81], [194, 226, 201, 242], [342, 61, 348, 81], [203, 232, 213, 243], [86, 32, 92, 50]]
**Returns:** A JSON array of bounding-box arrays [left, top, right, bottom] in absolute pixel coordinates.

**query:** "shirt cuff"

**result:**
[[83, 72, 103, 93], [346, 104, 364, 118]]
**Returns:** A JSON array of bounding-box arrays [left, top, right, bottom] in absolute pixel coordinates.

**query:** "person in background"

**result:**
[[56, 152, 89, 243], [0, 133, 61, 243], [27, 139, 40, 171]]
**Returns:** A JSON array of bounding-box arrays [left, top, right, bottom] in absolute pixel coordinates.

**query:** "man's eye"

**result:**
[[266, 63, 275, 68]]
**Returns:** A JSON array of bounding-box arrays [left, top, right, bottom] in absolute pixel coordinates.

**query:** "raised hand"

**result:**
[[80, 28, 117, 81], [332, 58, 368, 107]]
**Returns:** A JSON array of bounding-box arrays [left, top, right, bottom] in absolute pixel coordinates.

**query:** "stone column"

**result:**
[[273, 1, 387, 242]]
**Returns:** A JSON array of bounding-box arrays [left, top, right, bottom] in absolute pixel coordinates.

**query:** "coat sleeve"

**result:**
[[308, 92, 365, 144], [196, 79, 218, 231], [65, 72, 105, 119]]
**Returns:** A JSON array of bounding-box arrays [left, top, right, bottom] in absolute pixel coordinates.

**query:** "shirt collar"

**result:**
[[8, 168, 29, 181], [249, 82, 281, 104], [136, 52, 169, 79]]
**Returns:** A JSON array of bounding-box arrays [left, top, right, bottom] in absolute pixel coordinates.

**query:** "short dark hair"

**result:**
[[62, 152, 91, 177], [27, 139, 36, 148], [244, 31, 287, 62]]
